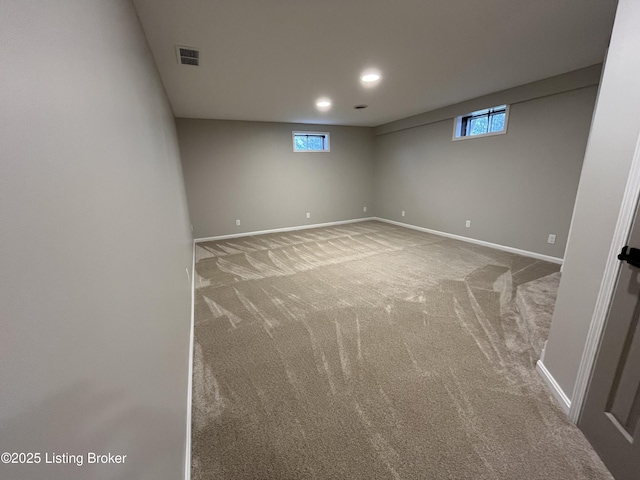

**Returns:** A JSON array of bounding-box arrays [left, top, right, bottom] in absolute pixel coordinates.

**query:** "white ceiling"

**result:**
[[133, 0, 617, 127]]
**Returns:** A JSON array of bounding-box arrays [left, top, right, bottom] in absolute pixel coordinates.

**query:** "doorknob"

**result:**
[[617, 246, 640, 268]]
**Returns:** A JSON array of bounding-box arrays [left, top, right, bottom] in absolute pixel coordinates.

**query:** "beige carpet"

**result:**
[[191, 221, 611, 479]]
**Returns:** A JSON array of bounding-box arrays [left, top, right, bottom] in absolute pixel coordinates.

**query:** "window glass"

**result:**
[[454, 105, 508, 140], [295, 136, 308, 150], [293, 132, 330, 152], [307, 135, 324, 150], [490, 112, 505, 133], [469, 117, 489, 136]]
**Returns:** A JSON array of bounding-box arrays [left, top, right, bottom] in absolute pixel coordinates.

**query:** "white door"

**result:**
[[579, 209, 640, 480]]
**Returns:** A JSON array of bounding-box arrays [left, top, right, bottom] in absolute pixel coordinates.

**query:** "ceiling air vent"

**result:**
[[175, 46, 199, 66]]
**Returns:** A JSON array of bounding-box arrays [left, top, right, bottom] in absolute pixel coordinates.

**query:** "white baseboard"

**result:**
[[184, 242, 196, 480], [196, 217, 564, 265], [374, 218, 563, 265], [195, 217, 376, 243], [536, 360, 571, 415]]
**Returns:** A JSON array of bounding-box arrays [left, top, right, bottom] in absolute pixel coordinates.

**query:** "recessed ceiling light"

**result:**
[[315, 98, 332, 111], [361, 73, 380, 83], [360, 69, 382, 88]]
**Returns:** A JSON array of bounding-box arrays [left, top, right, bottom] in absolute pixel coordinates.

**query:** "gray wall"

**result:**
[[177, 119, 374, 238], [544, 0, 640, 401], [373, 84, 598, 258], [0, 2, 193, 480]]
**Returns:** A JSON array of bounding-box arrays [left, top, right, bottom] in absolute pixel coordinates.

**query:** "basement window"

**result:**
[[293, 131, 330, 152], [453, 105, 509, 140]]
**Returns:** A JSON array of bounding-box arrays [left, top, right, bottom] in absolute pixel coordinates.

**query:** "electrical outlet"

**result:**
[[465, 220, 471, 228], [547, 234, 556, 244], [235, 219, 241, 226], [401, 210, 405, 217], [363, 206, 367, 213], [306, 212, 311, 219]]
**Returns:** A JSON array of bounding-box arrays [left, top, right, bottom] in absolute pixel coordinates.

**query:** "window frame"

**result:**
[[292, 131, 331, 153], [452, 104, 510, 141]]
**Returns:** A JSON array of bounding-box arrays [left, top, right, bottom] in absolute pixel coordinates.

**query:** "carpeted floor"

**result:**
[[191, 220, 611, 479]]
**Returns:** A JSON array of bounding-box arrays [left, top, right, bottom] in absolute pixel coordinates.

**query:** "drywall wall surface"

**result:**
[[177, 119, 374, 238], [373, 86, 598, 258], [0, 1, 193, 479], [375, 64, 602, 136], [544, 0, 640, 401]]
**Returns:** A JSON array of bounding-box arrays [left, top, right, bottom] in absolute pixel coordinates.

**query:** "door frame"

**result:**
[[570, 133, 640, 423]]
